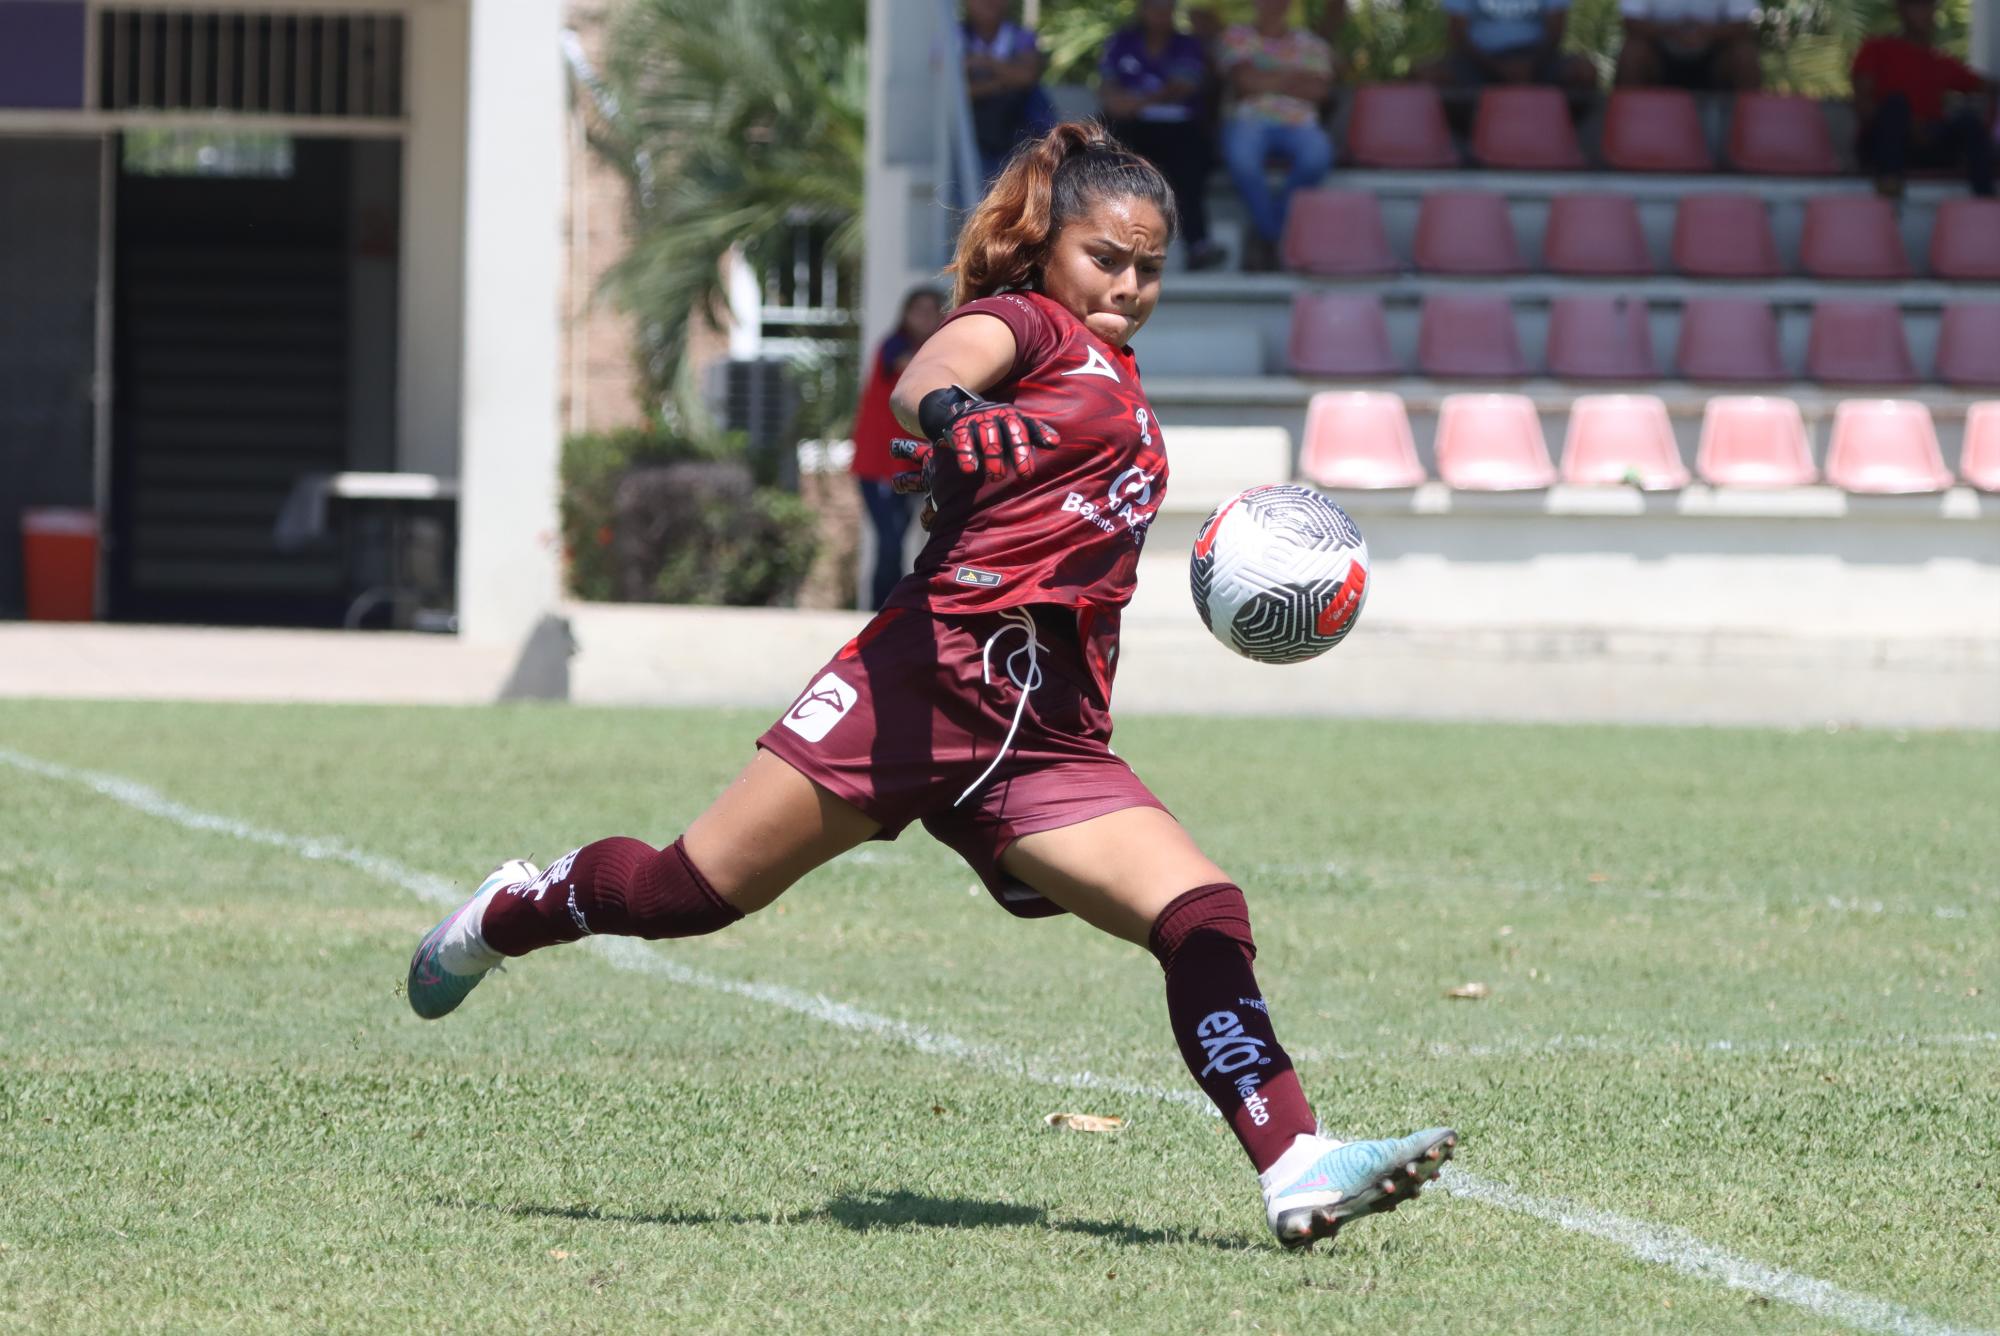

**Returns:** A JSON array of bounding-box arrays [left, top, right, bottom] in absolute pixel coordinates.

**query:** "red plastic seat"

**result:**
[[1471, 86, 1586, 170], [1287, 292, 1401, 377], [1542, 194, 1652, 275], [1960, 402, 2000, 491], [1280, 189, 1397, 276], [1299, 391, 1427, 488], [1806, 302, 1918, 385], [1798, 196, 1912, 279], [1696, 396, 1818, 486], [1560, 395, 1689, 488], [1670, 195, 1781, 277], [1927, 199, 2000, 280], [1825, 399, 1952, 492], [1674, 299, 1788, 382], [1601, 89, 1713, 172], [1726, 94, 1840, 175], [1435, 393, 1556, 489], [1936, 305, 2000, 387], [1346, 83, 1457, 169], [1546, 296, 1657, 380], [1413, 191, 1524, 274], [1417, 294, 1530, 377]]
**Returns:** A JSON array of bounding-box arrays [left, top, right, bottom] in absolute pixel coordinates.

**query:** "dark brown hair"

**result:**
[[949, 121, 1179, 306]]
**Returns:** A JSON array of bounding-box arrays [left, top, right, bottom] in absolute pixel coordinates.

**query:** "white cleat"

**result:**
[[405, 859, 538, 1020], [1261, 1126, 1458, 1250]]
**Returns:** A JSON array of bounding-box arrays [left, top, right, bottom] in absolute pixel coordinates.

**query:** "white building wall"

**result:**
[[399, 0, 470, 481]]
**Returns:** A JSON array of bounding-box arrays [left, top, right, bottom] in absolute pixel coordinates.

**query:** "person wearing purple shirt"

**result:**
[[1099, 0, 1226, 270]]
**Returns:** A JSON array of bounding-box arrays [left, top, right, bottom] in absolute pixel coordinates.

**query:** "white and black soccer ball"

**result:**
[[1189, 484, 1370, 664]]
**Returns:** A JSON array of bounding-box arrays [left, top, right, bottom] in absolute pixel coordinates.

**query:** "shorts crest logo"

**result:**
[[781, 672, 858, 743]]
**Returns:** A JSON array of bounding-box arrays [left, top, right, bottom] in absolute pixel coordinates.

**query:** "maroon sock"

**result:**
[[1149, 883, 1317, 1173], [480, 836, 741, 957]]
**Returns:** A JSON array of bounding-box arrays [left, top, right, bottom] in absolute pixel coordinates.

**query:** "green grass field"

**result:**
[[2, 699, 1996, 1333]]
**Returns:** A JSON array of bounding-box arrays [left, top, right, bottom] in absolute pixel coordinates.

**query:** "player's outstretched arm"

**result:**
[[891, 313, 1061, 485]]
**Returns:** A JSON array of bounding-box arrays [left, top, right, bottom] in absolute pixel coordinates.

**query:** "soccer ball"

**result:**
[[1189, 484, 1370, 664]]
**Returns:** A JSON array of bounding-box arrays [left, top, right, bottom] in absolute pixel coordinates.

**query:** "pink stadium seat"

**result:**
[[1287, 292, 1401, 377], [1696, 396, 1818, 486], [1299, 391, 1427, 488], [1542, 194, 1652, 275], [1435, 393, 1556, 489], [1825, 399, 1952, 492], [1806, 302, 1918, 385], [1927, 199, 2000, 280], [1417, 294, 1530, 377], [1601, 89, 1713, 171], [1561, 394, 1690, 488], [1546, 296, 1657, 380], [1960, 402, 2000, 491], [1674, 299, 1788, 382], [1798, 196, 1913, 279], [1413, 191, 1524, 274], [1936, 304, 2000, 387], [1471, 86, 1586, 169], [1280, 189, 1397, 275], [1346, 83, 1457, 169], [1726, 94, 1840, 175], [1670, 195, 1781, 277]]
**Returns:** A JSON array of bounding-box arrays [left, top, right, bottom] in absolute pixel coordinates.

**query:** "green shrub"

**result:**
[[651, 485, 821, 606]]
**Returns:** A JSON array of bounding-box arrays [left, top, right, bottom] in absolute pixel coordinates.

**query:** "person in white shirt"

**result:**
[[1615, 0, 1762, 90]]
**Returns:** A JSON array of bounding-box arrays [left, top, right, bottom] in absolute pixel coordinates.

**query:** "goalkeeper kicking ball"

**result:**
[[1189, 484, 1370, 664]]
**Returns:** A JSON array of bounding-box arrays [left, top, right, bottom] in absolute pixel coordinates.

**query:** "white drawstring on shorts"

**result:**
[[954, 607, 1044, 807]]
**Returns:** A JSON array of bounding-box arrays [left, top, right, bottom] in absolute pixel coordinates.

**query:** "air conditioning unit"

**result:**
[[710, 357, 799, 489]]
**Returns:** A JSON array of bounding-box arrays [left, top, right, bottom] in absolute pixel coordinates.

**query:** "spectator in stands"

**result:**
[[963, 0, 1054, 185], [1615, 0, 1762, 90], [1851, 0, 1995, 198], [1219, 0, 1336, 271], [1101, 0, 1227, 271], [1421, 0, 1596, 92], [849, 288, 943, 609]]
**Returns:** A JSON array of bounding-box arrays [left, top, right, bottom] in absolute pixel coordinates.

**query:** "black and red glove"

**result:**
[[914, 385, 1062, 483]]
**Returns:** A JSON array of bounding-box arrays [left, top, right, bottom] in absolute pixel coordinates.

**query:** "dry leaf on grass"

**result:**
[[1445, 981, 1491, 1000], [1044, 1112, 1124, 1133], [548, 1249, 572, 1261]]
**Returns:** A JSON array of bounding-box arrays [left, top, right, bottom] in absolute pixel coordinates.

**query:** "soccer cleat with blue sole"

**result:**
[[406, 859, 538, 1020], [1260, 1126, 1458, 1250]]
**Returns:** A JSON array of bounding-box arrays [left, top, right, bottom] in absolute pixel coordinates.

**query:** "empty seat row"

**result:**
[[1347, 85, 1844, 175], [1286, 292, 2000, 385], [1281, 190, 2000, 280], [1298, 391, 2000, 494]]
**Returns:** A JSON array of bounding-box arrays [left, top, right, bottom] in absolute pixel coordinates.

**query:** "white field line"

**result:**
[[2, 746, 1990, 1336]]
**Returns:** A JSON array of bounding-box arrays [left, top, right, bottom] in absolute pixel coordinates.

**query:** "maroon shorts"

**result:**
[[756, 605, 1167, 917]]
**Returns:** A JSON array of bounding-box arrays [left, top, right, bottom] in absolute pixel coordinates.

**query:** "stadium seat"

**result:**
[[1935, 305, 2000, 387], [1726, 94, 1840, 175], [1825, 399, 1952, 492], [1287, 292, 1401, 377], [1927, 198, 2000, 280], [1434, 393, 1556, 489], [1798, 196, 1913, 279], [1471, 85, 1586, 169], [1601, 89, 1713, 171], [1670, 195, 1781, 277], [1696, 395, 1818, 486], [1546, 296, 1657, 380], [1542, 194, 1652, 275], [1413, 191, 1524, 274], [1298, 391, 1427, 488], [1346, 83, 1457, 169], [1806, 302, 1918, 385], [1417, 294, 1530, 377], [1960, 402, 2000, 491], [1280, 189, 1397, 275], [1674, 299, 1789, 382], [1561, 394, 1689, 488]]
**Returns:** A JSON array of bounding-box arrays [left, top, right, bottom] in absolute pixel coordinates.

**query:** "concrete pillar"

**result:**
[[398, 0, 468, 480], [1976, 0, 2000, 73], [455, 0, 566, 646]]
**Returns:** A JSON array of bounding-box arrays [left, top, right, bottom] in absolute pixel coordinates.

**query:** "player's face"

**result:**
[[1041, 195, 1168, 348]]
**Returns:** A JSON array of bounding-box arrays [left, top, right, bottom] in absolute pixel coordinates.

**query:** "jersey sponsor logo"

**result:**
[[1059, 344, 1122, 383], [1195, 1009, 1273, 1077], [954, 566, 1004, 587], [1062, 489, 1156, 538], [1106, 465, 1155, 510], [780, 671, 858, 743], [522, 848, 580, 902]]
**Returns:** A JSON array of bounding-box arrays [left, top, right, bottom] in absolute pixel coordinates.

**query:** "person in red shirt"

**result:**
[[850, 287, 944, 609], [407, 122, 1451, 1251], [1851, 0, 1995, 197]]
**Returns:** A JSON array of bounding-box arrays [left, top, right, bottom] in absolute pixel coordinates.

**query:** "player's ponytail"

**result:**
[[949, 121, 1179, 306]]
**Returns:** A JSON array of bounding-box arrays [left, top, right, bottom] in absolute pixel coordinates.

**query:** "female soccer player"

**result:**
[[408, 121, 1455, 1250]]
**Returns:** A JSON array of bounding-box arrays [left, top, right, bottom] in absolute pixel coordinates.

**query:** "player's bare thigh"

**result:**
[[1000, 806, 1231, 946], [682, 749, 882, 913]]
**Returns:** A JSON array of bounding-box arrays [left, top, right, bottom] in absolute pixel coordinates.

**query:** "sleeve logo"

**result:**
[[780, 672, 858, 743]]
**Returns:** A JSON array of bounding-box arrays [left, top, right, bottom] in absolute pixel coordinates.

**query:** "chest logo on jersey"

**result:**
[[1059, 345, 1122, 383]]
